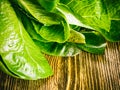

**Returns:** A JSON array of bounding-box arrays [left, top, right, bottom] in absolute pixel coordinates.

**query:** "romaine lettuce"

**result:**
[[0, 0, 120, 80]]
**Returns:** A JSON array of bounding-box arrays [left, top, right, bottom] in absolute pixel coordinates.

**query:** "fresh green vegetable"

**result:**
[[39, 20, 70, 43], [0, 0, 53, 80], [99, 0, 120, 41], [0, 0, 120, 80], [34, 41, 81, 56], [57, 1, 111, 32], [11, 0, 62, 25], [76, 31, 107, 54]]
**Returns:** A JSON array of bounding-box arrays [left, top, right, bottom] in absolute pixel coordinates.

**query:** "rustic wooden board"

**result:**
[[0, 42, 120, 90]]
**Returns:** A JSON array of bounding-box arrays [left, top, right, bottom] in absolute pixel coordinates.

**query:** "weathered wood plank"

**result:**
[[0, 42, 120, 90]]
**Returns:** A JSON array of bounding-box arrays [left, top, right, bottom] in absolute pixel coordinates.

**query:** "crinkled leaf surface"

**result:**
[[57, 0, 111, 32], [12, 0, 70, 43], [56, 4, 94, 29], [104, 0, 120, 19], [98, 0, 120, 41], [0, 0, 120, 80], [0, 0, 53, 80], [0, 56, 18, 78], [15, 8, 49, 42], [39, 20, 70, 43], [12, 0, 62, 25]]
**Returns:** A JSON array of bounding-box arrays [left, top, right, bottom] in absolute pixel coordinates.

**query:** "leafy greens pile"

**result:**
[[0, 0, 120, 80]]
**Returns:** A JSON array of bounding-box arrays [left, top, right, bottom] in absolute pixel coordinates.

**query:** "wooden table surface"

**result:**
[[0, 42, 120, 90]]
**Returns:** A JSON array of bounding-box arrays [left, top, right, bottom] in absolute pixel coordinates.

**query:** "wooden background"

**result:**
[[0, 42, 120, 90]]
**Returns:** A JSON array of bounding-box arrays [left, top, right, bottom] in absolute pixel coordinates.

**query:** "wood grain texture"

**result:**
[[0, 42, 120, 90]]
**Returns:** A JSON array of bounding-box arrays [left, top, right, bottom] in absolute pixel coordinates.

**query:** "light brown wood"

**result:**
[[0, 42, 120, 90]]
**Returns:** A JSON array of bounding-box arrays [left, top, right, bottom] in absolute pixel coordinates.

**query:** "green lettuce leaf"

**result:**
[[0, 56, 18, 78], [34, 30, 106, 56], [104, 0, 120, 19], [1, 0, 119, 80], [34, 40, 81, 56], [57, 0, 111, 32], [39, 20, 70, 43], [99, 20, 120, 42], [76, 31, 107, 54], [56, 4, 94, 29], [98, 0, 120, 41], [12, 0, 70, 43], [14, 7, 49, 42], [23, 14, 70, 43], [11, 0, 62, 25], [0, 0, 53, 80], [67, 29, 85, 43], [37, 0, 59, 11]]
